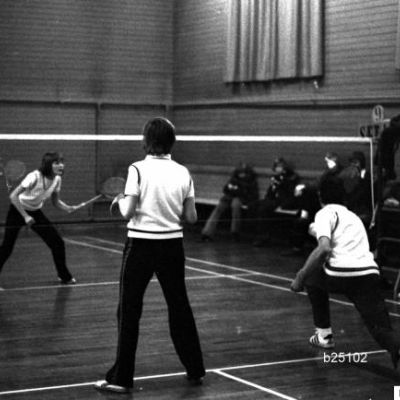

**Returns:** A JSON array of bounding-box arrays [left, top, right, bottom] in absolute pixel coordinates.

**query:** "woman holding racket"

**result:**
[[0, 152, 79, 285], [95, 117, 205, 394]]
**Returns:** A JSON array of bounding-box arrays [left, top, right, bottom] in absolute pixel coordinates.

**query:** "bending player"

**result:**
[[95, 117, 205, 394], [0, 152, 79, 285], [291, 175, 400, 369]]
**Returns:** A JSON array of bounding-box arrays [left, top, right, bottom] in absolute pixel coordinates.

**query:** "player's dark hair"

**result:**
[[272, 157, 294, 174], [142, 117, 176, 155], [318, 175, 345, 205], [349, 151, 366, 169], [39, 152, 63, 178]]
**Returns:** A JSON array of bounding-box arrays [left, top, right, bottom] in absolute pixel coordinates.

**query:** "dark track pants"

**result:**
[[0, 205, 72, 281], [105, 238, 205, 388], [305, 268, 400, 355]]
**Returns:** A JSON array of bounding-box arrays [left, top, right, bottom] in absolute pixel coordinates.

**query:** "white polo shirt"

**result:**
[[313, 204, 379, 277], [19, 170, 61, 211], [124, 154, 194, 239]]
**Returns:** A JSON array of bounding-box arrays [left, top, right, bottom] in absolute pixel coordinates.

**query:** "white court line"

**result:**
[[0, 271, 256, 293], [0, 238, 394, 397], [214, 370, 298, 400], [76, 236, 125, 246], [75, 236, 400, 306], [0, 350, 387, 397], [186, 256, 400, 315], [64, 238, 123, 254], [65, 236, 400, 315], [76, 235, 294, 283], [386, 298, 400, 305]]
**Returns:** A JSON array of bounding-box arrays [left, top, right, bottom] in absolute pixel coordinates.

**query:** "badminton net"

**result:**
[[0, 133, 374, 227]]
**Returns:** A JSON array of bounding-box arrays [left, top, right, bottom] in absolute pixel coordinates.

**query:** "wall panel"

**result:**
[[172, 0, 400, 175], [0, 0, 173, 103]]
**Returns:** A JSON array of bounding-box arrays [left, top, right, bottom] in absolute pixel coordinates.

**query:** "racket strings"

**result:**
[[4, 160, 26, 182], [101, 177, 126, 198]]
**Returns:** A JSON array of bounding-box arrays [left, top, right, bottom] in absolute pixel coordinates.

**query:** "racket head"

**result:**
[[100, 177, 126, 199], [4, 160, 26, 182]]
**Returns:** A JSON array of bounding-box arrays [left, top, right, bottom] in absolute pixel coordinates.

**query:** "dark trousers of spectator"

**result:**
[[0, 204, 72, 281], [105, 238, 205, 388], [290, 215, 311, 249], [305, 268, 400, 355], [201, 195, 243, 237], [247, 198, 279, 239]]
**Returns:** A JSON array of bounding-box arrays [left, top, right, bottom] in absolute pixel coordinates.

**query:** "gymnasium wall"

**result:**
[[0, 0, 173, 222], [0, 0, 173, 103], [1, 0, 400, 222], [172, 0, 400, 172]]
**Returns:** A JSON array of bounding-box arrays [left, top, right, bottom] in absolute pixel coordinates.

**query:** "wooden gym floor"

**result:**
[[0, 223, 399, 399]]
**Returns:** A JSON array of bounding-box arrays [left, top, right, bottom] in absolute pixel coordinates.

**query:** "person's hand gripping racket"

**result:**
[[74, 177, 126, 212]]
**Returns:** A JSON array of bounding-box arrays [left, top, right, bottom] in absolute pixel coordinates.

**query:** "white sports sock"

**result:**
[[316, 327, 333, 339]]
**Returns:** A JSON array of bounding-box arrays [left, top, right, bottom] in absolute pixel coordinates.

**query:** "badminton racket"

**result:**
[[393, 272, 400, 300], [368, 204, 378, 230], [75, 176, 126, 211], [0, 159, 27, 191]]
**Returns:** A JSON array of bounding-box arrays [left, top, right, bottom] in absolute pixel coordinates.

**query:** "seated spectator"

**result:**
[[288, 152, 344, 254], [320, 152, 343, 180], [383, 181, 400, 208], [250, 157, 299, 247], [378, 114, 400, 181], [340, 151, 372, 226], [201, 162, 258, 242]]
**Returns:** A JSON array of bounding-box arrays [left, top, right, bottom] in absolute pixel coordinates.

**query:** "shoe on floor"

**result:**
[[94, 380, 131, 394], [309, 332, 335, 349], [252, 238, 269, 247], [231, 232, 240, 242], [391, 348, 400, 369], [58, 277, 77, 285], [186, 374, 204, 386], [200, 234, 213, 242]]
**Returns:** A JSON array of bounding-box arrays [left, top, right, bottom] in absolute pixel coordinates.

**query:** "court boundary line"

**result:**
[[0, 350, 386, 397], [185, 256, 400, 316], [76, 236, 400, 303], [76, 236, 294, 283], [0, 235, 393, 397], [214, 370, 298, 400], [0, 271, 257, 292], [63, 236, 400, 316]]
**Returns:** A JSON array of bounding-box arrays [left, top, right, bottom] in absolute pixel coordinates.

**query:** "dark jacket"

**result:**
[[223, 164, 259, 205], [265, 169, 299, 209], [379, 114, 400, 180]]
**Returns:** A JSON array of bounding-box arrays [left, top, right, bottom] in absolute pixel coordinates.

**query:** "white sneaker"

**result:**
[[58, 277, 77, 285], [94, 380, 131, 393], [309, 332, 335, 349]]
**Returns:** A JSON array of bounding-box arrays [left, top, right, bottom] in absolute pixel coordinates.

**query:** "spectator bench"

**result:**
[[188, 164, 320, 216]]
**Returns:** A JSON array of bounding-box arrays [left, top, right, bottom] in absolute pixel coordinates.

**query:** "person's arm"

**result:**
[[51, 192, 78, 213], [290, 236, 331, 292], [9, 185, 35, 226], [182, 197, 197, 224], [111, 194, 138, 220]]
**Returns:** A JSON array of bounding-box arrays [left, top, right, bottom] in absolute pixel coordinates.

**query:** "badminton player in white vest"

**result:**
[[95, 117, 205, 394], [291, 175, 400, 369], [0, 152, 78, 285]]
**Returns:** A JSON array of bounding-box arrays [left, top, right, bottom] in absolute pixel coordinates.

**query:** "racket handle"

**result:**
[[76, 194, 102, 210]]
